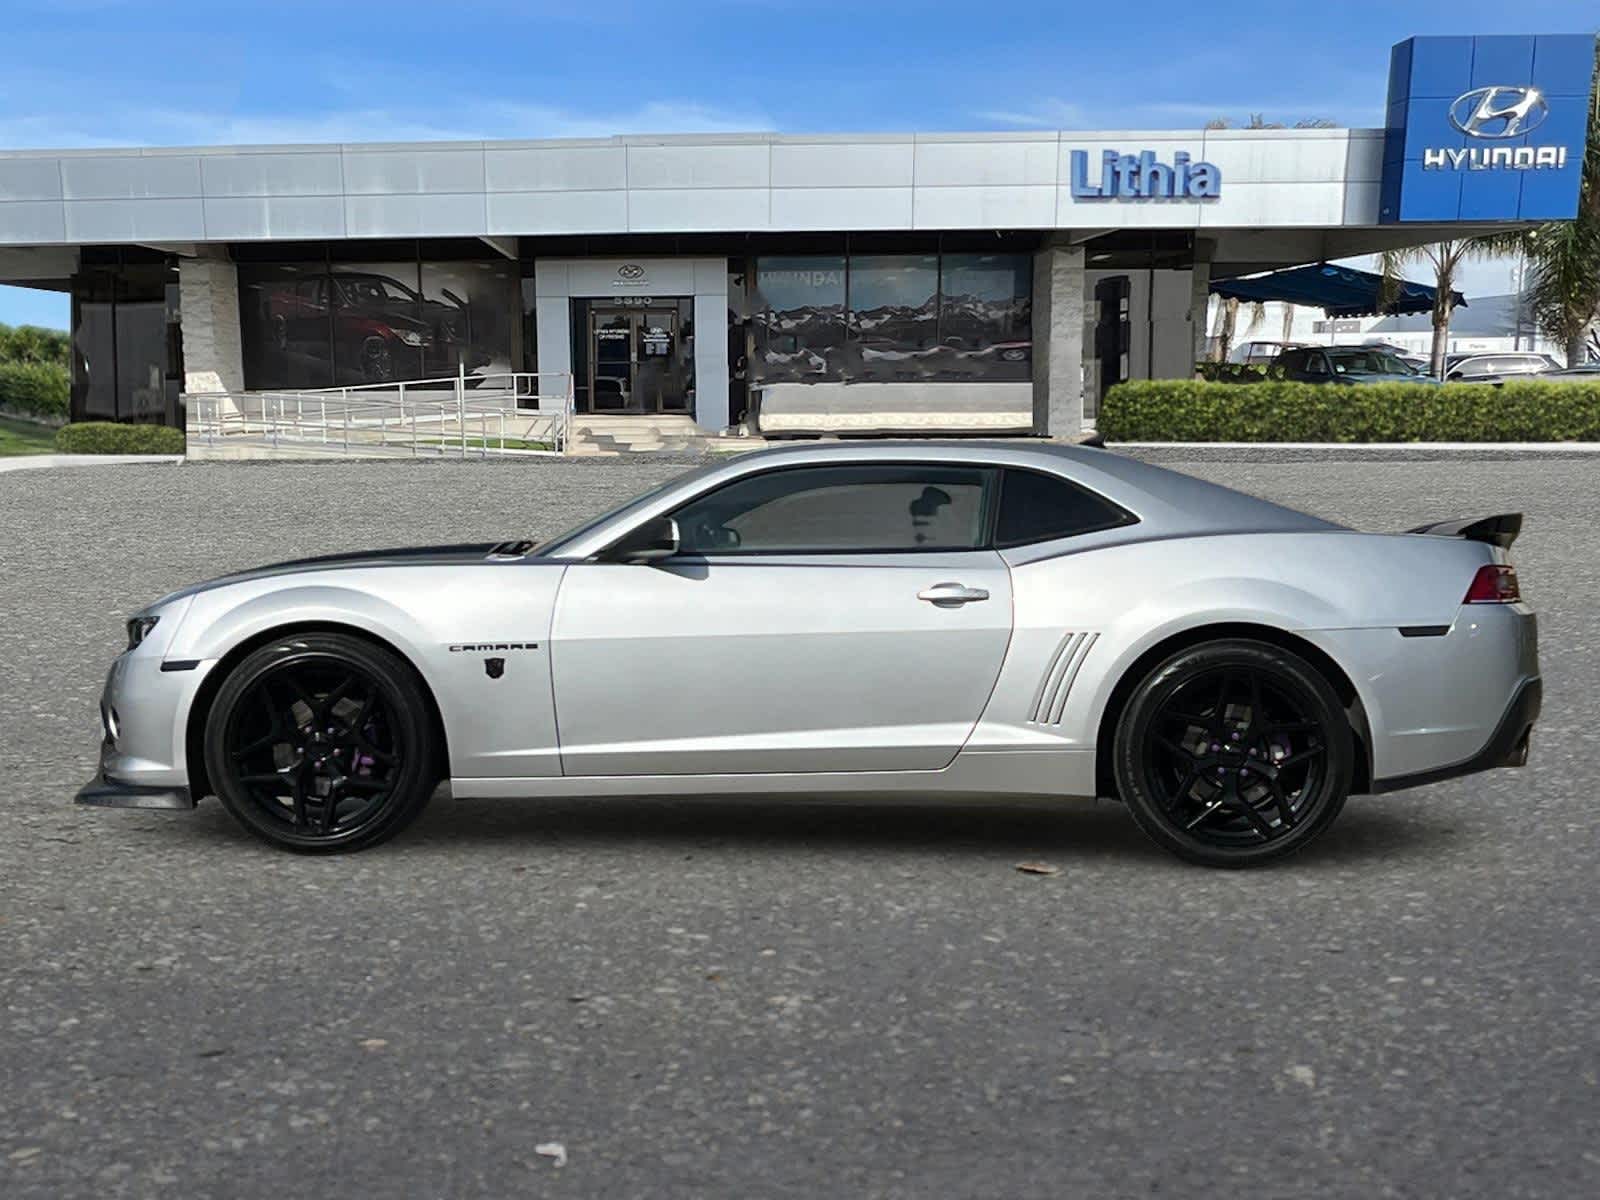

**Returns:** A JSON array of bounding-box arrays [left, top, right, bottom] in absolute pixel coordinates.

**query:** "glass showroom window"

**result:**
[[847, 254, 939, 382], [752, 256, 847, 383], [418, 260, 517, 382], [328, 261, 427, 384], [239, 251, 518, 391], [751, 250, 1031, 386], [936, 254, 1032, 382], [239, 264, 337, 390]]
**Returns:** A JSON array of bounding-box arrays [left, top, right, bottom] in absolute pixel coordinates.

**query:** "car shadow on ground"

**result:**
[[147, 790, 1461, 869]]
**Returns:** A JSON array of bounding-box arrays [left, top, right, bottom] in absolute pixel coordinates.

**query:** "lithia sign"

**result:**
[[1068, 149, 1222, 200]]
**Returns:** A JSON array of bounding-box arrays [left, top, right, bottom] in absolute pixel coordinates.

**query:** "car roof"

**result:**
[[545, 440, 1341, 559]]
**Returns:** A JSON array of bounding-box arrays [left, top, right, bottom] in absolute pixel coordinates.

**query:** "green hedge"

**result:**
[[55, 422, 186, 455], [0, 361, 70, 421], [1100, 379, 1600, 442]]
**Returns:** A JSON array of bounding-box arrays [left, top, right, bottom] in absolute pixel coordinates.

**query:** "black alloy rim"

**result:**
[[224, 656, 404, 839], [1143, 667, 1328, 846], [364, 339, 393, 381]]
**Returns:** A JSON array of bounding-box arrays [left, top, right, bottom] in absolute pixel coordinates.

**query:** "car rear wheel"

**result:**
[[203, 632, 438, 853], [1112, 639, 1352, 868]]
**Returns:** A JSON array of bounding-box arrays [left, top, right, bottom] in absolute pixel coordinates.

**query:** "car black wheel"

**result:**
[[203, 632, 439, 853], [1112, 639, 1352, 868], [362, 337, 394, 382]]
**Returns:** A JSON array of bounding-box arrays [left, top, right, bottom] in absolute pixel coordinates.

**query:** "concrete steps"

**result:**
[[569, 414, 723, 456]]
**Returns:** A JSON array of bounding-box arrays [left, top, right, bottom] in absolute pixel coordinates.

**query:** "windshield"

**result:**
[[335, 275, 420, 307], [532, 461, 727, 557], [1327, 349, 1414, 375]]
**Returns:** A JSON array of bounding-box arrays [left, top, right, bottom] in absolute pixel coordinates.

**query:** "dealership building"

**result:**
[[0, 34, 1592, 442]]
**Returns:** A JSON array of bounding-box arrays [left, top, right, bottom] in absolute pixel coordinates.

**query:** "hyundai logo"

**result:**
[[616, 263, 646, 280], [1448, 86, 1549, 139]]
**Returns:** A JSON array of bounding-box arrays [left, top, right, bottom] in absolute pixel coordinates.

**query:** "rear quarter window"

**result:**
[[994, 469, 1135, 547]]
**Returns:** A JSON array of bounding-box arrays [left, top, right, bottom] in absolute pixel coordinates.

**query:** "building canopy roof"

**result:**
[[1210, 263, 1466, 318]]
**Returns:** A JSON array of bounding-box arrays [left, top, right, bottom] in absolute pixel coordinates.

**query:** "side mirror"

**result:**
[[604, 516, 679, 562]]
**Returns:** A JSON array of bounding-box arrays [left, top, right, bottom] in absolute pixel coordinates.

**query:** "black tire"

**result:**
[[203, 632, 439, 853], [1112, 639, 1352, 868]]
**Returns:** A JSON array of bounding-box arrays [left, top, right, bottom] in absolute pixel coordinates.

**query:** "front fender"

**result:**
[[167, 566, 564, 780], [164, 583, 451, 778]]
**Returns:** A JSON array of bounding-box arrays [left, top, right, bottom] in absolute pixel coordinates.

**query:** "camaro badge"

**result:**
[[484, 657, 505, 679]]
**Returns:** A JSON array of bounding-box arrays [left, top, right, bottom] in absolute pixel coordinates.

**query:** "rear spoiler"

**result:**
[[1405, 513, 1522, 550]]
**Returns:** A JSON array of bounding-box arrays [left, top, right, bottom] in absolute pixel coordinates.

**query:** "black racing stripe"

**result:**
[[245, 542, 501, 572]]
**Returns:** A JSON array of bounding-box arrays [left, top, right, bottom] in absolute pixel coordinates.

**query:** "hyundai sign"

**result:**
[[1380, 35, 1596, 223]]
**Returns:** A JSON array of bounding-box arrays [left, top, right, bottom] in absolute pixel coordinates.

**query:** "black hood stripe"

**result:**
[[239, 542, 501, 575]]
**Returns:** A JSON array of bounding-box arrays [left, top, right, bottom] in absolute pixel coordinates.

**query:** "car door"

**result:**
[[549, 462, 1014, 777]]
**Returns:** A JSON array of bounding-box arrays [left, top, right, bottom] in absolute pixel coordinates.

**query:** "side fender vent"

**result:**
[[1027, 632, 1100, 726]]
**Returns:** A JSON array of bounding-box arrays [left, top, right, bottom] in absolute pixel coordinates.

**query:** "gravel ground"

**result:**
[[2, 454, 1596, 1198]]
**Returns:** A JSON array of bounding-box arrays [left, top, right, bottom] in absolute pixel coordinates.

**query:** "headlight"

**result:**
[[396, 329, 427, 347], [127, 616, 159, 650]]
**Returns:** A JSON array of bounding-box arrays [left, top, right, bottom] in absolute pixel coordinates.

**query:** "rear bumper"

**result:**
[[76, 768, 195, 811], [1371, 676, 1541, 794]]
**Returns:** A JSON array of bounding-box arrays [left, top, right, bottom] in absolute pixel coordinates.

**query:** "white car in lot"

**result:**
[[1445, 352, 1562, 382]]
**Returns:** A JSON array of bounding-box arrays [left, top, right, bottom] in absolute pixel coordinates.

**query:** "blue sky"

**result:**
[[2, 0, 1597, 329]]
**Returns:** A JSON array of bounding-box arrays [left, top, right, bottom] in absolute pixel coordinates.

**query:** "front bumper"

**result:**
[[1371, 676, 1542, 794], [76, 766, 195, 810]]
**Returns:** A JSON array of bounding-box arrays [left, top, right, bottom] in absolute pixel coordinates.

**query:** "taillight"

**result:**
[[1464, 564, 1520, 604]]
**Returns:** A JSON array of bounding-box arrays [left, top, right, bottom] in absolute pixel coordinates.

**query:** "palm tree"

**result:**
[[1209, 296, 1239, 362], [1500, 40, 1600, 366], [1378, 239, 1504, 377]]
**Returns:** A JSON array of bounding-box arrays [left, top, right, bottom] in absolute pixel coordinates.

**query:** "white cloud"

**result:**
[[0, 97, 773, 150], [970, 98, 1090, 129]]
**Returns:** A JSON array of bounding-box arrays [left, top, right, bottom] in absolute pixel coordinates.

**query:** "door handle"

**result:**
[[917, 582, 990, 607]]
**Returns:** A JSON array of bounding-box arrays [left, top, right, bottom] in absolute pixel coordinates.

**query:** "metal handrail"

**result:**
[[184, 370, 575, 457]]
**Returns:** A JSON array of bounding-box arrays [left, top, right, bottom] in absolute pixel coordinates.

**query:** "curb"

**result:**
[[1108, 442, 1600, 461], [0, 454, 185, 474]]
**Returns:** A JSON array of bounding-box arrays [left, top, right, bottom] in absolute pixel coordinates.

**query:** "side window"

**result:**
[[1306, 353, 1331, 376], [1277, 349, 1305, 372], [994, 469, 1133, 547], [671, 464, 991, 555]]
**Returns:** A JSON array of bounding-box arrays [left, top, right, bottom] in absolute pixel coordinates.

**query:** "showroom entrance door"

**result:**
[[586, 306, 690, 413]]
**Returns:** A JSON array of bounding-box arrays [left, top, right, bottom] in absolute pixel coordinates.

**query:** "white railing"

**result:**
[[185, 369, 575, 458]]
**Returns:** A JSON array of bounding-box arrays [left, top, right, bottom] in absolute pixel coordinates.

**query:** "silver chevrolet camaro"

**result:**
[[77, 442, 1541, 867]]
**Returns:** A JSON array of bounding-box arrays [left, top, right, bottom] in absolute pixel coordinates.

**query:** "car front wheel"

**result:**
[[1112, 639, 1352, 868], [203, 632, 439, 853]]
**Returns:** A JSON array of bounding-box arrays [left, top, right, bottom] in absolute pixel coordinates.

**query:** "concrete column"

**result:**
[[1031, 240, 1086, 438], [690, 259, 730, 433], [177, 257, 243, 394]]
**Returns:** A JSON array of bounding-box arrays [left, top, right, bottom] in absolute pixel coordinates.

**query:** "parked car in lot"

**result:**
[[1273, 346, 1430, 384], [1350, 340, 1430, 372], [1534, 363, 1600, 381], [77, 442, 1539, 869], [1444, 352, 1561, 383], [1228, 339, 1304, 366]]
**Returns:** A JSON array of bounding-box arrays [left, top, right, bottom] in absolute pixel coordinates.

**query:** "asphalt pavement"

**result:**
[[2, 453, 1596, 1198]]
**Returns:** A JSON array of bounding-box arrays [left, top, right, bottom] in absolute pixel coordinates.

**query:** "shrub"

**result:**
[[0, 361, 70, 421], [1100, 378, 1600, 442], [55, 422, 186, 455]]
